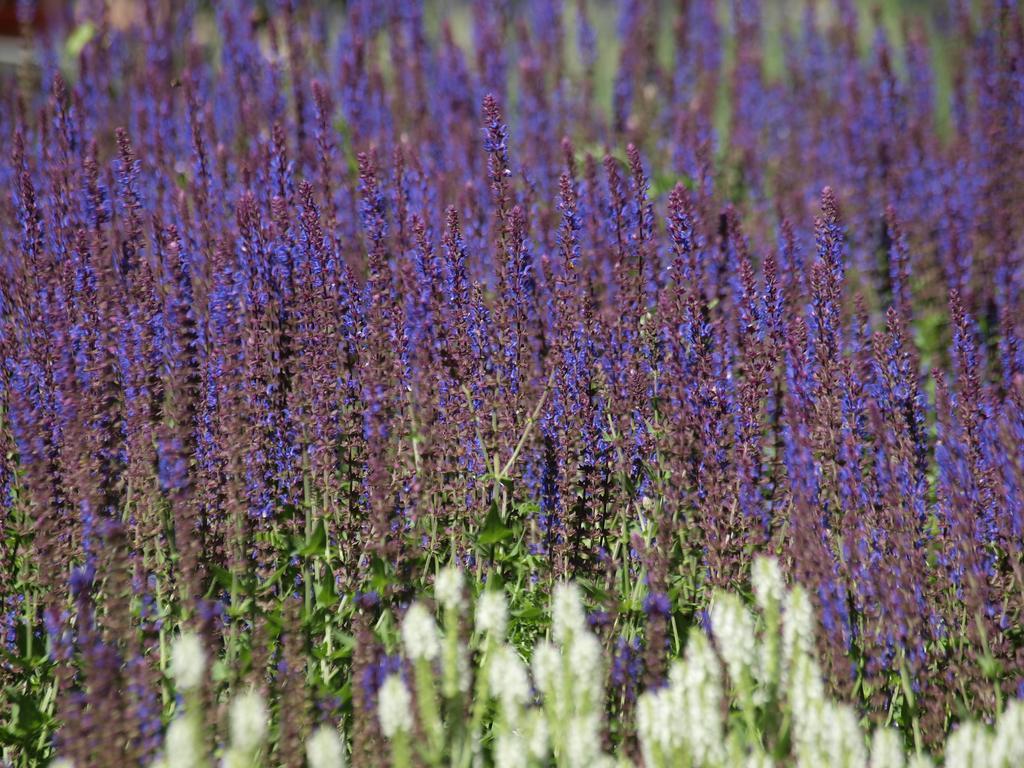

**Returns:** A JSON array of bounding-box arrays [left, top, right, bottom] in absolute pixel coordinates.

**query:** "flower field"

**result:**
[[0, 0, 1023, 766]]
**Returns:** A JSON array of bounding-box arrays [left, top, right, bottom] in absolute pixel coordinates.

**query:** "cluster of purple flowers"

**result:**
[[0, 0, 1023, 763]]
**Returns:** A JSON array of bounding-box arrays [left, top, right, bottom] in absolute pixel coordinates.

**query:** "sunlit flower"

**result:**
[[531, 640, 562, 695], [489, 644, 531, 713], [377, 674, 414, 737], [435, 567, 465, 613], [306, 725, 347, 768], [229, 689, 269, 752], [870, 728, 905, 768], [476, 590, 509, 637], [170, 632, 206, 693], [495, 732, 527, 768], [752, 556, 785, 614], [552, 582, 586, 644], [165, 717, 201, 768], [402, 602, 441, 661], [710, 591, 756, 685]]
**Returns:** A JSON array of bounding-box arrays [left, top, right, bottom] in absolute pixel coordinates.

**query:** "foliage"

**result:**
[[0, 0, 1023, 766]]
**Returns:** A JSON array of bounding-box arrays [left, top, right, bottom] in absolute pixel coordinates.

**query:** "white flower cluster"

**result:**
[[945, 700, 1024, 768], [164, 716, 201, 768], [782, 585, 816, 675], [751, 556, 785, 615], [531, 640, 561, 698], [493, 710, 549, 768], [136, 559, 1024, 768], [637, 629, 725, 768], [435, 567, 472, 699], [568, 630, 603, 709], [817, 702, 867, 768], [543, 581, 611, 767], [306, 725, 347, 768], [457, 576, 610, 767], [751, 556, 784, 701], [169, 631, 206, 693], [551, 581, 586, 644], [638, 558, 874, 768], [476, 589, 509, 637], [495, 731, 528, 768], [488, 644, 531, 716], [779, 585, 843, 768], [377, 673, 414, 738], [870, 728, 905, 768], [401, 602, 441, 661], [229, 688, 269, 753], [434, 567, 465, 613], [563, 712, 603, 768], [992, 700, 1024, 766], [710, 591, 757, 684]]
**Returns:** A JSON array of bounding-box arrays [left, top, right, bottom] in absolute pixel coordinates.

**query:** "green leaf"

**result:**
[[226, 598, 253, 619], [209, 565, 237, 592], [477, 504, 513, 546], [512, 605, 545, 622], [257, 563, 290, 596], [369, 555, 393, 592], [294, 519, 328, 557], [65, 22, 96, 59], [316, 579, 339, 609]]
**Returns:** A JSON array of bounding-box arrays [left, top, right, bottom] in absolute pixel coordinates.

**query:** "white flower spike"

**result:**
[[476, 590, 509, 637], [401, 602, 441, 661], [306, 725, 347, 768], [377, 674, 414, 738], [229, 689, 269, 753], [169, 631, 206, 693]]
